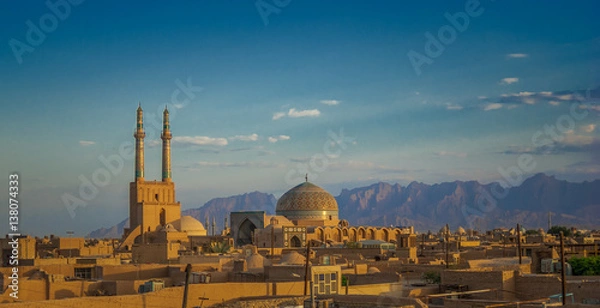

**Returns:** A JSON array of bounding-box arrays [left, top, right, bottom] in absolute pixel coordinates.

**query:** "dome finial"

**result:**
[[305, 173, 308, 182]]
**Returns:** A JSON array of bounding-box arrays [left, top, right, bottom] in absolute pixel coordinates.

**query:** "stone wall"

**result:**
[[441, 270, 514, 300]]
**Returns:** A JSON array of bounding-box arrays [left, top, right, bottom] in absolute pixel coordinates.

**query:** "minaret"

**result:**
[[161, 106, 172, 182], [212, 217, 216, 236], [134, 103, 145, 181]]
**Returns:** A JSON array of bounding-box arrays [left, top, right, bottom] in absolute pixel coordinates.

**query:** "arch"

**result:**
[[368, 228, 376, 240], [394, 229, 401, 242], [237, 218, 257, 246], [383, 229, 390, 242], [290, 235, 302, 248], [159, 208, 166, 226], [316, 228, 324, 242], [358, 227, 366, 240], [342, 228, 348, 237], [350, 228, 357, 242], [334, 228, 342, 242]]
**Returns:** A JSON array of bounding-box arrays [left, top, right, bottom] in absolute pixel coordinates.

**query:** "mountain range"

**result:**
[[87, 173, 600, 238]]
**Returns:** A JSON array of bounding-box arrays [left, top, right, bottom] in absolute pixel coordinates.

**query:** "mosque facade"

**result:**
[[231, 181, 417, 261], [120, 105, 213, 263]]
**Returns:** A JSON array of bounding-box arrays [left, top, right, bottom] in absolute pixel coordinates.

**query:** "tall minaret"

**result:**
[[161, 106, 172, 182], [134, 103, 145, 181]]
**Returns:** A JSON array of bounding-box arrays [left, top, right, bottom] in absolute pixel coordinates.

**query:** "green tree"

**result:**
[[423, 271, 441, 284], [525, 229, 539, 235], [547, 226, 571, 237], [209, 241, 231, 253], [569, 256, 600, 276]]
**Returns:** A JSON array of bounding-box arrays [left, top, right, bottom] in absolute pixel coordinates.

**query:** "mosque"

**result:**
[[230, 180, 417, 261], [120, 105, 216, 263], [120, 105, 416, 263]]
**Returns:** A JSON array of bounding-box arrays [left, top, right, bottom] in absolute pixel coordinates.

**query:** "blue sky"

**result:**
[[1, 1, 599, 236]]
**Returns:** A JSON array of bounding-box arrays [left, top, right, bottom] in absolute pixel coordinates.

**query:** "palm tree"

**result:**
[[209, 241, 231, 253]]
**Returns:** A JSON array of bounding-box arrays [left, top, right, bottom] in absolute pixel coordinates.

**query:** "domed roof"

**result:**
[[160, 223, 177, 232], [246, 253, 271, 272], [280, 251, 307, 265], [276, 182, 338, 221], [172, 216, 206, 236]]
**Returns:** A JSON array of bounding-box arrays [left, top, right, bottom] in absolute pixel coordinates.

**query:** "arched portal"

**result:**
[[290, 235, 302, 247], [159, 208, 166, 226], [237, 219, 257, 246]]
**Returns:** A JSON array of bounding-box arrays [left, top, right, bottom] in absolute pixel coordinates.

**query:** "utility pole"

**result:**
[[445, 224, 449, 268], [517, 224, 522, 264], [559, 232, 566, 306], [182, 264, 192, 308], [304, 233, 310, 296], [270, 226, 274, 257]]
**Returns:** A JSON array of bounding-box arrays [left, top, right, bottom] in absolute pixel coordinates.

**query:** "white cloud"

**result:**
[[484, 103, 503, 111], [79, 140, 96, 146], [272, 112, 286, 120], [173, 136, 228, 146], [580, 104, 600, 111], [320, 100, 340, 106], [288, 108, 321, 118], [273, 108, 321, 120], [582, 124, 596, 133], [500, 77, 519, 85], [446, 104, 463, 110], [229, 133, 259, 142], [507, 53, 528, 58], [548, 101, 560, 106], [563, 130, 595, 146], [556, 94, 575, 100], [268, 135, 291, 143]]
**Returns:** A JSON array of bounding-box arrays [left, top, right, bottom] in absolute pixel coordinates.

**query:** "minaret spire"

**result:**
[[161, 106, 172, 182], [134, 104, 145, 180]]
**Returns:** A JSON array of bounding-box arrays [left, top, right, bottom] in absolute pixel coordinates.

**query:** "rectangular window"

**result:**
[[74, 267, 92, 279]]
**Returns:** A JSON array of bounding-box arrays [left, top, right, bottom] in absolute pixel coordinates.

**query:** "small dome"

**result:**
[[160, 223, 177, 232], [281, 251, 307, 266], [173, 216, 206, 236], [439, 226, 449, 234], [246, 253, 271, 272], [276, 182, 338, 221], [368, 267, 381, 274], [456, 226, 466, 235]]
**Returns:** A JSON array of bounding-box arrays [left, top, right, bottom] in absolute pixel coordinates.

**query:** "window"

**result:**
[[313, 271, 339, 295], [74, 268, 92, 279]]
